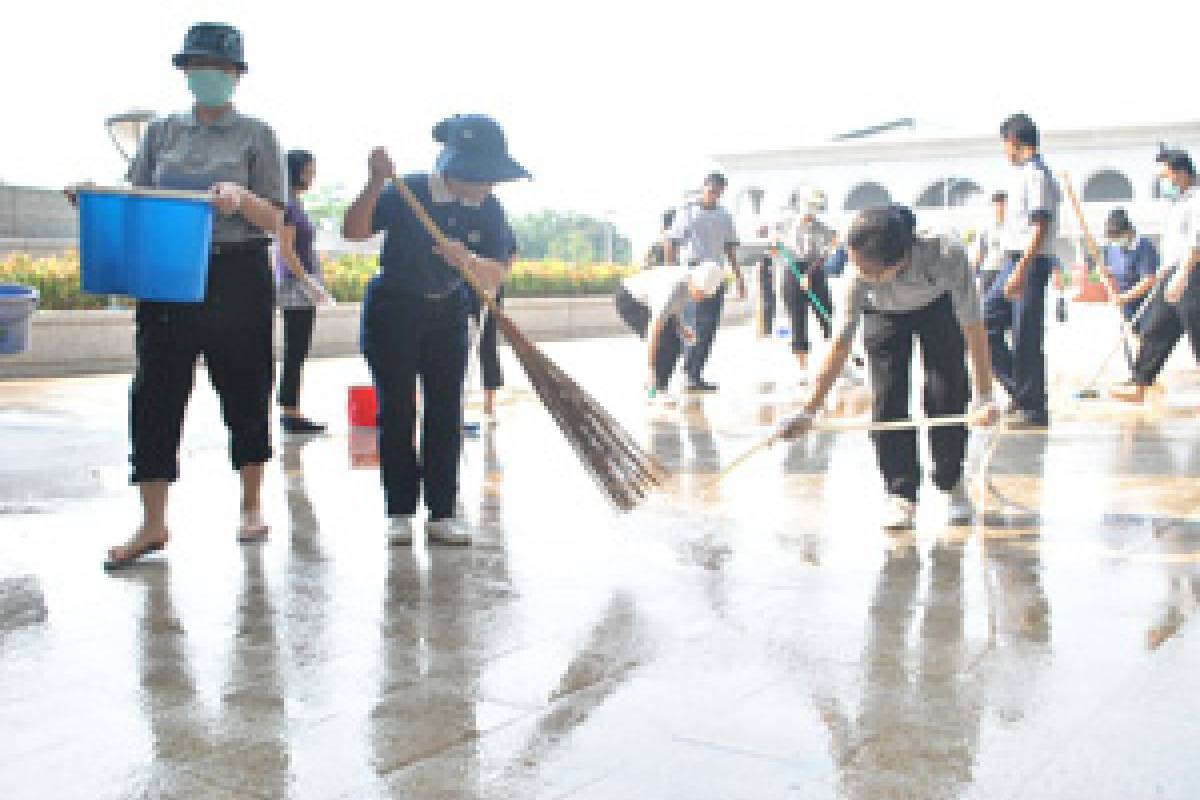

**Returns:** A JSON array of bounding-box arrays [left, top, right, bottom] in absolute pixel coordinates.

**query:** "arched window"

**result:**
[[844, 182, 892, 211], [737, 187, 765, 216], [1083, 169, 1133, 202], [915, 178, 984, 208]]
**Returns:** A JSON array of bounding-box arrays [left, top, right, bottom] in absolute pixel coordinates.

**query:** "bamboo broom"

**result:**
[[390, 176, 665, 510]]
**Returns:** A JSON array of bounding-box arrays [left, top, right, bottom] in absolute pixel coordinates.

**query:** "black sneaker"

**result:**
[[281, 415, 326, 434], [686, 378, 719, 393]]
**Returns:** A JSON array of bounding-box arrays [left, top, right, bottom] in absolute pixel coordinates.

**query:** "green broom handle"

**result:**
[[776, 246, 832, 322]]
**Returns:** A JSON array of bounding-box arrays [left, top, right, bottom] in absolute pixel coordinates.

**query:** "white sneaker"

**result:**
[[944, 480, 974, 526], [387, 515, 414, 546], [426, 517, 472, 546], [882, 496, 917, 530]]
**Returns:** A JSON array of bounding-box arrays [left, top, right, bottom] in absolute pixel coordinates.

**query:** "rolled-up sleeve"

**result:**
[[1027, 167, 1054, 224], [248, 122, 286, 208], [125, 119, 162, 188], [947, 243, 983, 326], [832, 274, 866, 344]]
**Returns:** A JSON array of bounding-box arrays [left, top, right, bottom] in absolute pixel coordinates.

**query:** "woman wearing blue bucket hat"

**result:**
[[102, 22, 287, 570], [343, 114, 528, 546]]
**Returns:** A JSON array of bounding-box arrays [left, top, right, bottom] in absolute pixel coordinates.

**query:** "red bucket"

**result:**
[[347, 385, 377, 428]]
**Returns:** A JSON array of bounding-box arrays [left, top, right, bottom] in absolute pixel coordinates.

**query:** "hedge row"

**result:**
[[0, 251, 637, 309]]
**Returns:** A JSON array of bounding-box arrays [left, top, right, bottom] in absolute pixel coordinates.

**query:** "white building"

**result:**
[[713, 119, 1200, 260]]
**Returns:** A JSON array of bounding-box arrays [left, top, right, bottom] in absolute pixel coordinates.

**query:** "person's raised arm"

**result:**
[[343, 147, 394, 241]]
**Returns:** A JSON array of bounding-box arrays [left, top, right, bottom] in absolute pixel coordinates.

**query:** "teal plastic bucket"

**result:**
[[78, 187, 214, 302], [0, 284, 39, 355]]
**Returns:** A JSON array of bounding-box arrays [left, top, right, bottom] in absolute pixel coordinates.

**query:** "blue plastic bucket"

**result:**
[[0, 284, 39, 355], [78, 187, 214, 302]]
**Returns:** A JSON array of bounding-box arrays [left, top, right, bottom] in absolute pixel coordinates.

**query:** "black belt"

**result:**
[[212, 240, 270, 257]]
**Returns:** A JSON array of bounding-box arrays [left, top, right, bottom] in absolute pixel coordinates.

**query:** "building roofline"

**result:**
[[714, 120, 1200, 171]]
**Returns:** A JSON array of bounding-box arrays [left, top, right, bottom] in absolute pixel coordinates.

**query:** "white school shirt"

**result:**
[[622, 265, 692, 331], [977, 223, 1007, 273], [1160, 186, 1200, 273], [1003, 155, 1059, 257]]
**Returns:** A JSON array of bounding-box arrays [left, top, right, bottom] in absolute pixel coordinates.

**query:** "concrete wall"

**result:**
[[0, 295, 751, 379], [0, 186, 77, 240]]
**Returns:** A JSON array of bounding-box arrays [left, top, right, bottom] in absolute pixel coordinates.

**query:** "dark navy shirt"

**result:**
[[1102, 237, 1158, 293], [371, 173, 516, 297]]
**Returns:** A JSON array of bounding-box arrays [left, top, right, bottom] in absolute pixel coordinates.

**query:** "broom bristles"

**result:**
[[498, 314, 664, 509]]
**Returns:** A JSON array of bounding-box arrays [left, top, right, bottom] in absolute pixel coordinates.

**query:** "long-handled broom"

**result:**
[[1060, 175, 1146, 399], [390, 176, 665, 510], [774, 245, 865, 370]]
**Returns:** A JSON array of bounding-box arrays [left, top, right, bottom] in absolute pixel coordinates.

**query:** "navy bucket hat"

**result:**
[[433, 115, 531, 183], [172, 23, 247, 73]]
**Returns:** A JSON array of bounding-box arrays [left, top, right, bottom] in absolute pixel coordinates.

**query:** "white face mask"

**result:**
[[1159, 176, 1182, 200]]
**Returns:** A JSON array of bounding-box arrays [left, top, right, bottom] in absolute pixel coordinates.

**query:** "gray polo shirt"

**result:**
[[1002, 154, 1058, 257], [127, 109, 286, 244], [834, 236, 982, 343], [780, 215, 837, 264], [669, 201, 738, 264], [1160, 186, 1200, 273]]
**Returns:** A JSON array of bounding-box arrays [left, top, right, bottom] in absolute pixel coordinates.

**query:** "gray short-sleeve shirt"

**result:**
[[127, 109, 286, 243], [669, 201, 738, 264], [834, 237, 982, 343], [780, 215, 837, 263]]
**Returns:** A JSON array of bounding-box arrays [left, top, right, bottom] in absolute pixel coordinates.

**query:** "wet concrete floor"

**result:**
[[1, 306, 1198, 799]]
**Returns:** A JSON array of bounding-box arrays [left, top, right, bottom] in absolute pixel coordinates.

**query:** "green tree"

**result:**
[[511, 211, 631, 264]]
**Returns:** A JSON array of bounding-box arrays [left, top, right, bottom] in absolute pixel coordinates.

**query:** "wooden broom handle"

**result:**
[[390, 175, 503, 315], [1061, 174, 1119, 298]]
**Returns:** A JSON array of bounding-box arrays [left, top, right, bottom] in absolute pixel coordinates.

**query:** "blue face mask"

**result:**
[[187, 68, 237, 107]]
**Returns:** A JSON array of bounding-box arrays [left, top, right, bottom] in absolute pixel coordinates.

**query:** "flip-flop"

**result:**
[[237, 513, 270, 544], [103, 539, 166, 572]]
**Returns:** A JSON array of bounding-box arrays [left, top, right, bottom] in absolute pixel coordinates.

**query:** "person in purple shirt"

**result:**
[[276, 149, 334, 433]]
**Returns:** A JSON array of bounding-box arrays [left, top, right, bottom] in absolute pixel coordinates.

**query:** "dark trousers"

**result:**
[[362, 281, 469, 520], [472, 286, 504, 390], [759, 260, 776, 336], [683, 283, 726, 381], [781, 262, 833, 354], [130, 245, 274, 483], [1132, 269, 1200, 386], [984, 254, 1054, 413], [614, 286, 683, 391], [863, 292, 969, 502], [278, 307, 315, 408], [978, 269, 1002, 298]]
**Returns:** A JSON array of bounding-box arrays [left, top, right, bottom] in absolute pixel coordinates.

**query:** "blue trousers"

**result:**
[[984, 255, 1054, 413], [683, 284, 726, 382], [362, 280, 469, 520]]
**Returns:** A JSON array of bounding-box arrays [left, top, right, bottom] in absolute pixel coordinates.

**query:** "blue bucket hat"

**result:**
[[172, 23, 247, 73], [433, 115, 531, 183]]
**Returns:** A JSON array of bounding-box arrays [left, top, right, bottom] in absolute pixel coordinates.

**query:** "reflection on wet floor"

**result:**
[[1, 325, 1198, 799]]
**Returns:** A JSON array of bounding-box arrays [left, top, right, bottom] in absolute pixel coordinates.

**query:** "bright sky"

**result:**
[[1, 0, 1188, 248]]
